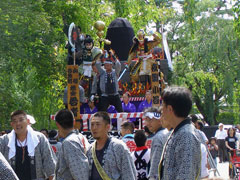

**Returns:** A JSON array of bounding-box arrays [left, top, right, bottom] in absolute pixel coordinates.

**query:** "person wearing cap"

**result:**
[[143, 107, 169, 180], [95, 50, 123, 112], [214, 123, 228, 163], [159, 86, 201, 180], [0, 110, 56, 180], [54, 109, 89, 180]]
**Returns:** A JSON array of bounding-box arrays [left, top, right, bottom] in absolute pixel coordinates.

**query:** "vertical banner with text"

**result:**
[[151, 61, 160, 107], [67, 65, 81, 129]]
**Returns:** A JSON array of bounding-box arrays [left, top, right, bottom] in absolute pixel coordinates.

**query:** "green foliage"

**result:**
[[0, 0, 239, 130], [168, 0, 240, 125], [233, 1, 240, 38], [216, 112, 237, 125]]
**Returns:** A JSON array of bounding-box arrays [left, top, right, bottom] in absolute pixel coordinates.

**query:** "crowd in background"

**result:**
[[0, 86, 237, 180]]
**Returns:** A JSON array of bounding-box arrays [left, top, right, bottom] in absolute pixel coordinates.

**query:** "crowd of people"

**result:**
[[0, 86, 236, 180]]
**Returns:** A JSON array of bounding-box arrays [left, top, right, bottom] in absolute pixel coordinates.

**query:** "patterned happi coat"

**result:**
[[55, 131, 89, 180], [0, 152, 18, 180], [0, 131, 56, 180], [159, 119, 201, 180], [148, 128, 169, 180], [87, 137, 137, 180]]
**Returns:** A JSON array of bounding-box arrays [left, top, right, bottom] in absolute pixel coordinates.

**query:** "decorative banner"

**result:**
[[151, 61, 160, 107], [67, 65, 81, 129], [120, 97, 146, 102], [51, 112, 144, 131]]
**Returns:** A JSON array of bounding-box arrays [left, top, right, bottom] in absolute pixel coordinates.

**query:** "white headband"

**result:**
[[104, 61, 113, 64], [144, 112, 161, 119], [27, 115, 36, 124]]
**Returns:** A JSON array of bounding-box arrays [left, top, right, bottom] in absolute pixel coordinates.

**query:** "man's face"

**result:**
[[88, 101, 95, 109], [120, 127, 128, 137], [91, 116, 110, 140], [145, 92, 152, 101], [161, 102, 172, 129], [138, 34, 144, 41], [219, 125, 223, 130], [145, 117, 160, 133], [11, 114, 29, 136], [40, 130, 48, 138], [104, 63, 112, 71], [122, 94, 129, 104], [195, 123, 200, 130], [85, 42, 93, 50]]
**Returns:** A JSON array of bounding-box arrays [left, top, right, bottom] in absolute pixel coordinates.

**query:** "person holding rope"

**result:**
[[87, 111, 136, 180]]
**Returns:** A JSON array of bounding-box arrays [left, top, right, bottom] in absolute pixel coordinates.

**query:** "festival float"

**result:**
[[63, 18, 172, 132]]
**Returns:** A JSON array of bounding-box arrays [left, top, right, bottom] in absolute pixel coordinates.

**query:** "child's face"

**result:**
[[211, 139, 216, 145]]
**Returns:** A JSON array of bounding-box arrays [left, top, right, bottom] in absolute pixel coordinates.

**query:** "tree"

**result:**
[[167, 0, 240, 124]]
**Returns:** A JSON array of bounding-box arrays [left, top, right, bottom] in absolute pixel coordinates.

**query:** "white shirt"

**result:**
[[199, 130, 208, 143], [131, 148, 151, 179], [215, 129, 227, 140], [236, 132, 240, 140], [201, 144, 209, 178]]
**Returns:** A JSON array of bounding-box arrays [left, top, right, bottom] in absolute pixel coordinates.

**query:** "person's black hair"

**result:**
[[189, 114, 199, 123], [144, 126, 153, 136], [197, 120, 204, 130], [210, 137, 217, 143], [227, 127, 236, 137], [10, 110, 27, 121], [40, 128, 49, 135], [55, 109, 74, 129], [134, 130, 147, 147], [143, 106, 160, 114], [49, 129, 58, 139], [146, 90, 152, 94], [84, 34, 94, 44], [92, 111, 110, 124], [123, 92, 131, 97], [121, 122, 135, 134], [162, 86, 192, 118]]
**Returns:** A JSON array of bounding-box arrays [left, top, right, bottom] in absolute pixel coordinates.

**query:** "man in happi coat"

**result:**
[[0, 152, 19, 180], [0, 110, 56, 180], [96, 51, 123, 112], [87, 111, 137, 180], [143, 107, 169, 180], [54, 109, 89, 180], [159, 86, 201, 180]]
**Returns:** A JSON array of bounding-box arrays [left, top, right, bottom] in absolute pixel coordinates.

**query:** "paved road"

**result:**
[[209, 158, 230, 179]]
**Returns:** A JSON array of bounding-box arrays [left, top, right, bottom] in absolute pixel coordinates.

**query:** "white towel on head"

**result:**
[[8, 125, 40, 159]]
